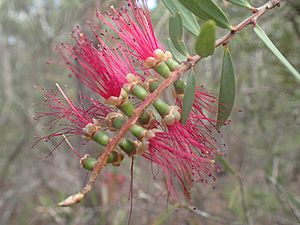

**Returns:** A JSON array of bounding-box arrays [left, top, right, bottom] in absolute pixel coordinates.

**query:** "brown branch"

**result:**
[[58, 0, 283, 206]]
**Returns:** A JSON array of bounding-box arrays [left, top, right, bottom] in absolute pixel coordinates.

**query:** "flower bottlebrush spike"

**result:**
[[33, 85, 110, 149], [96, 0, 173, 72], [61, 29, 134, 111], [97, 0, 163, 61], [175, 86, 222, 148], [36, 0, 230, 208], [33, 84, 138, 166], [144, 130, 217, 200], [54, 9, 220, 201], [60, 27, 147, 119], [61, 26, 173, 127], [59, 29, 127, 100]]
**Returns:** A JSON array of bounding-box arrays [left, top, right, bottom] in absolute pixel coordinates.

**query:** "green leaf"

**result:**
[[217, 46, 235, 129], [181, 70, 195, 124], [195, 20, 216, 57], [225, 0, 253, 10], [162, 0, 200, 36], [169, 13, 188, 56], [254, 24, 300, 81], [151, 204, 179, 225], [166, 38, 187, 62], [178, 0, 232, 30], [216, 155, 236, 175]]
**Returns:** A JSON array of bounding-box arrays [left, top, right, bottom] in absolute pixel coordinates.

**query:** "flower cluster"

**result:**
[[35, 0, 223, 201]]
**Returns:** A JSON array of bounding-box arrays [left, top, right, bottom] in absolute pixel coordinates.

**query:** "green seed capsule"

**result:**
[[81, 155, 97, 171]]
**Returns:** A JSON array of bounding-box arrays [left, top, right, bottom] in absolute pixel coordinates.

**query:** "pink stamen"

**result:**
[[144, 128, 217, 200], [96, 0, 163, 61], [33, 88, 113, 154]]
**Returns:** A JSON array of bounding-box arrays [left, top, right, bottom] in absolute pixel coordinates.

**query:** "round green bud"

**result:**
[[80, 154, 97, 171]]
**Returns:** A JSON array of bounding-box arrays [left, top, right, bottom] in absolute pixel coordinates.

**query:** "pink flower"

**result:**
[[90, 25, 151, 82], [145, 128, 216, 200], [96, 0, 164, 61], [33, 86, 113, 152], [176, 86, 222, 149], [59, 27, 127, 99]]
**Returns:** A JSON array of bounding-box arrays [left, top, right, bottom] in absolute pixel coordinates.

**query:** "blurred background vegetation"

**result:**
[[0, 0, 299, 224]]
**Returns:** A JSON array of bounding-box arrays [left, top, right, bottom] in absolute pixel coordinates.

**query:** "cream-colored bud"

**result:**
[[164, 51, 172, 61], [126, 73, 137, 83], [135, 141, 147, 155], [122, 83, 133, 93], [144, 56, 157, 68], [145, 129, 156, 140], [173, 106, 181, 121], [57, 192, 85, 207], [120, 88, 128, 98], [92, 118, 101, 126], [153, 49, 165, 61], [106, 96, 121, 106], [105, 89, 128, 106], [163, 114, 176, 125], [82, 123, 99, 139]]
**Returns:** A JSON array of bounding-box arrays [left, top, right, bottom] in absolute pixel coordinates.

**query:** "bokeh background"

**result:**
[[0, 0, 299, 224]]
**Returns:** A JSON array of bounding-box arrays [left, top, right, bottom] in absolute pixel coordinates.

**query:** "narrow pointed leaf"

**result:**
[[166, 38, 187, 62], [217, 47, 235, 129], [169, 13, 188, 56], [178, 0, 232, 30], [181, 70, 195, 124], [254, 24, 300, 81], [225, 0, 253, 10], [195, 20, 216, 58], [162, 0, 200, 36]]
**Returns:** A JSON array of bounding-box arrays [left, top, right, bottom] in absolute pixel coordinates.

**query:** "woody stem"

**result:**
[[131, 84, 171, 116], [92, 130, 137, 157], [155, 61, 186, 95]]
